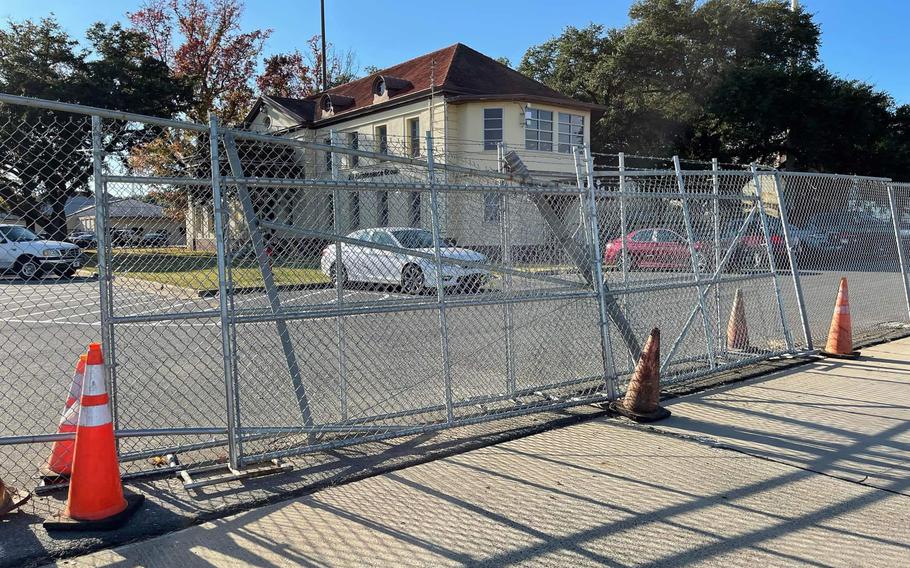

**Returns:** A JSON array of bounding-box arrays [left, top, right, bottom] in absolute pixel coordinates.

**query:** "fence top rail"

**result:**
[[775, 171, 892, 183], [221, 175, 585, 195], [592, 189, 759, 201], [0, 91, 209, 133]]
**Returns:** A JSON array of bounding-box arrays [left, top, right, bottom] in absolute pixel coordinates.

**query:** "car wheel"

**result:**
[[330, 262, 347, 288], [752, 250, 765, 269], [400, 264, 425, 295], [16, 257, 41, 280]]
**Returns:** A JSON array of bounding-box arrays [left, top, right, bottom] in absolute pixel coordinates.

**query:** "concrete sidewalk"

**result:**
[[52, 340, 910, 567]]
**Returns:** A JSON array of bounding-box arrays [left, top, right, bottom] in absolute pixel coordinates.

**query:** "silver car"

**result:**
[[321, 227, 490, 293]]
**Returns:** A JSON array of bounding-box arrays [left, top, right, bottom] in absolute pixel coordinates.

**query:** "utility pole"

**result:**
[[791, 0, 799, 11], [320, 0, 328, 91]]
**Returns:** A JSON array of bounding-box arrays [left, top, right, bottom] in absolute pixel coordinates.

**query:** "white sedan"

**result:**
[[321, 227, 491, 293]]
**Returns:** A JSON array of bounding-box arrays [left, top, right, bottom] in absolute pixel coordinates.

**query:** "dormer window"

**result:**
[[372, 75, 413, 102], [319, 94, 355, 117]]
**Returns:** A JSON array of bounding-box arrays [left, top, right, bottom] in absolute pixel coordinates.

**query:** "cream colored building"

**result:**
[[191, 43, 603, 259]]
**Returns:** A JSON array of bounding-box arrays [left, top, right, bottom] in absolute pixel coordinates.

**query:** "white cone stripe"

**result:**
[[67, 370, 84, 400], [82, 364, 107, 396], [80, 403, 111, 427], [837, 305, 850, 314], [60, 404, 80, 427]]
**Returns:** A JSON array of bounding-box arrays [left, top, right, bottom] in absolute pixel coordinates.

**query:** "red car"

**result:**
[[604, 228, 711, 272]]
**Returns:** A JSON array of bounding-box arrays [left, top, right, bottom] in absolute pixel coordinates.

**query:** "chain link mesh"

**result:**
[[1, 94, 909, 513]]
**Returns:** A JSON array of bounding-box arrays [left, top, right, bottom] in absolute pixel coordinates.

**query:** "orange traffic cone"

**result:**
[[0, 476, 30, 517], [46, 354, 88, 477], [44, 343, 143, 531], [822, 277, 860, 359], [726, 288, 751, 351], [608, 328, 670, 422]]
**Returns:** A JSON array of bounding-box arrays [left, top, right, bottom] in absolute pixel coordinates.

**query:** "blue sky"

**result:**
[[2, 0, 908, 103]]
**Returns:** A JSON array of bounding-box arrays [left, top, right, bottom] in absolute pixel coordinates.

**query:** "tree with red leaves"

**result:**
[[129, 0, 270, 124], [258, 35, 358, 99]]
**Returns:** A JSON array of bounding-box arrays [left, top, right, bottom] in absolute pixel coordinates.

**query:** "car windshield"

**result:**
[[392, 229, 435, 249], [0, 226, 40, 242]]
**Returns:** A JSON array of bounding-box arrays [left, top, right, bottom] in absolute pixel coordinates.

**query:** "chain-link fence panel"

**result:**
[[776, 174, 909, 348], [3, 91, 910, 512]]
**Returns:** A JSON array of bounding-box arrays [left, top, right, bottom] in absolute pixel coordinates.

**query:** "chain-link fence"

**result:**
[[2, 93, 909, 513]]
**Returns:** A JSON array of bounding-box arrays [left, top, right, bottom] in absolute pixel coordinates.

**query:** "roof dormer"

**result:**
[[319, 93, 355, 118], [372, 75, 413, 103]]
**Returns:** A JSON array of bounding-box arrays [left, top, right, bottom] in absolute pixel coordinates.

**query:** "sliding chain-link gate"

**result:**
[[2, 93, 910, 510]]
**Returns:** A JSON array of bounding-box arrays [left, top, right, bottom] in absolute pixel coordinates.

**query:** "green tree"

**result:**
[[0, 18, 188, 238], [518, 0, 824, 160]]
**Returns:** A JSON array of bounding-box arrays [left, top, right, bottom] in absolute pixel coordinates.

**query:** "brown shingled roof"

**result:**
[[250, 43, 602, 127]]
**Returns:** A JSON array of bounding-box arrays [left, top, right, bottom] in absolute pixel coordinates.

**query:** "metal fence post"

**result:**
[[752, 166, 794, 351], [673, 156, 717, 369], [209, 114, 241, 470], [583, 146, 618, 399], [497, 142, 516, 395], [426, 132, 453, 422], [711, 158, 723, 353], [887, 183, 910, 321], [330, 129, 348, 420], [91, 115, 119, 440], [772, 171, 813, 350], [618, 152, 629, 294]]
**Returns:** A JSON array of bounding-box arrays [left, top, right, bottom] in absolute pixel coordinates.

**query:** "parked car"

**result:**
[[603, 228, 712, 272], [66, 231, 96, 248], [321, 227, 490, 293], [140, 231, 169, 247], [109, 228, 140, 247], [722, 217, 800, 270], [0, 224, 84, 279], [801, 212, 895, 264]]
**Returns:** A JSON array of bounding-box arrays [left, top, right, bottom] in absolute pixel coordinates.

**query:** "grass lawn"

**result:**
[[82, 247, 328, 290]]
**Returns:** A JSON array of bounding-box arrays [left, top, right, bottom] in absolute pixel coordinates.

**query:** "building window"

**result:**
[[407, 117, 420, 157], [378, 190, 389, 226], [375, 125, 388, 155], [324, 137, 333, 173], [348, 132, 359, 167], [525, 109, 553, 151], [558, 113, 584, 153], [409, 192, 421, 226], [483, 108, 503, 150], [483, 193, 501, 222], [349, 192, 360, 230]]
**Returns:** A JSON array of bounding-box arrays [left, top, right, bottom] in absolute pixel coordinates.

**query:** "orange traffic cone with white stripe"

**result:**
[[44, 343, 143, 531], [726, 288, 751, 351], [45, 354, 87, 477], [608, 328, 670, 422], [822, 277, 860, 359]]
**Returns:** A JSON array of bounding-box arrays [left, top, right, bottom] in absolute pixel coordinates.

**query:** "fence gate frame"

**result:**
[[2, 92, 910, 500]]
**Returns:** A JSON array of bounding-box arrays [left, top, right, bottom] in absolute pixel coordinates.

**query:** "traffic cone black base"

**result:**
[[38, 473, 70, 485], [607, 400, 671, 423], [820, 350, 861, 360], [44, 493, 144, 532]]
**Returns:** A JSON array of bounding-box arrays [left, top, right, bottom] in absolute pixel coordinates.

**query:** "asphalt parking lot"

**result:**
[[1, 264, 907, 496]]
